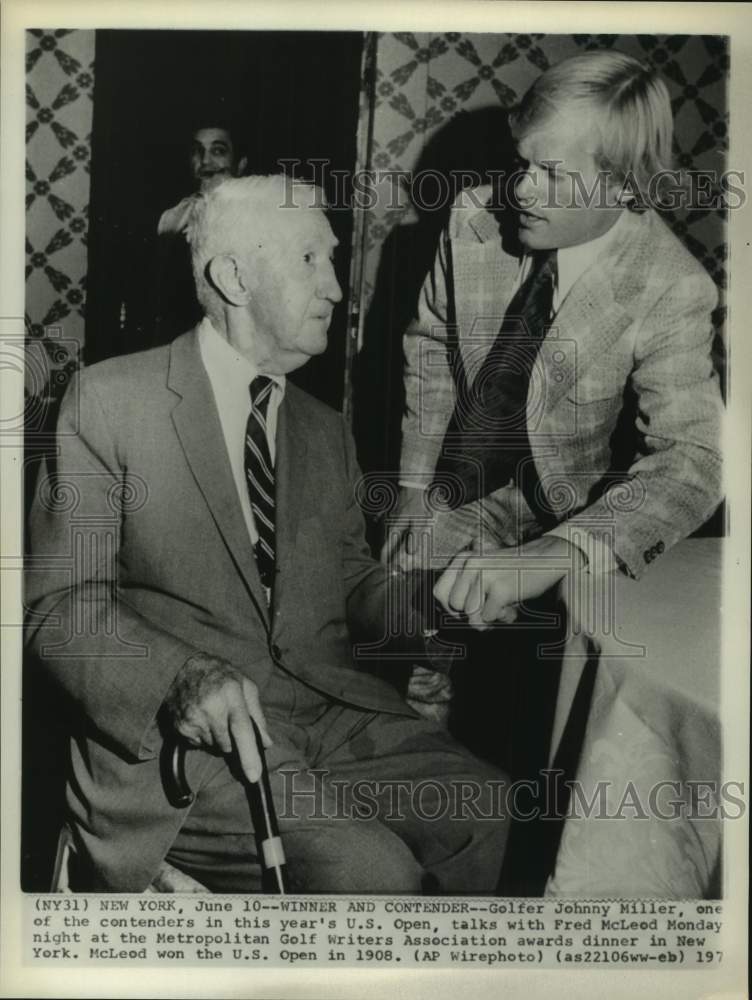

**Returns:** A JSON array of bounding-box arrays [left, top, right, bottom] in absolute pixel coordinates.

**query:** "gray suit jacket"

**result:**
[[26, 330, 422, 889], [400, 188, 723, 578]]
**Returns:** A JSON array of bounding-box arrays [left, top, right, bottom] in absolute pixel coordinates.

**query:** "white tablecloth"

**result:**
[[545, 538, 722, 898]]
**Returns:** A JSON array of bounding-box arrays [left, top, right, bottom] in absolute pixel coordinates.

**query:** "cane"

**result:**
[[165, 720, 288, 894]]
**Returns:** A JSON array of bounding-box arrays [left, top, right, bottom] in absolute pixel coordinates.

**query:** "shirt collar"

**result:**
[[555, 211, 628, 303], [198, 316, 286, 399]]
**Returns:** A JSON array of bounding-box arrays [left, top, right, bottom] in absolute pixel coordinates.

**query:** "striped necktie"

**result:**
[[245, 376, 276, 592]]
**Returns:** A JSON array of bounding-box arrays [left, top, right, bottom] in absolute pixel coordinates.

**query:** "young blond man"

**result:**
[[389, 51, 722, 637]]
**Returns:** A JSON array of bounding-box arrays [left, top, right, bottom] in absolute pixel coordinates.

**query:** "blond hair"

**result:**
[[186, 174, 327, 326], [510, 51, 673, 194]]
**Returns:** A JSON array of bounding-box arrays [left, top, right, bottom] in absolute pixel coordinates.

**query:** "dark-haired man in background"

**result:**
[[158, 123, 249, 236], [155, 122, 249, 341]]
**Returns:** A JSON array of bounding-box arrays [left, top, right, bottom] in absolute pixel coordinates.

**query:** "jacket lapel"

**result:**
[[534, 261, 634, 416], [457, 206, 644, 415], [534, 214, 641, 416], [454, 210, 519, 380], [166, 330, 270, 627]]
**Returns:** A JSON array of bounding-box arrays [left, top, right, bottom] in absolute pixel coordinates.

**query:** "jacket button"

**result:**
[[656, 541, 665, 554], [644, 550, 652, 564], [271, 644, 282, 660]]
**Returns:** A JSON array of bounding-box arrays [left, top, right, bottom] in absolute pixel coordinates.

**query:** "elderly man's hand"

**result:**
[[406, 666, 453, 722], [163, 653, 272, 783], [433, 535, 586, 630], [407, 665, 454, 703]]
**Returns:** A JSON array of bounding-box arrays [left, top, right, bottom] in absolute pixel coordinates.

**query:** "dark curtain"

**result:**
[[85, 29, 364, 409]]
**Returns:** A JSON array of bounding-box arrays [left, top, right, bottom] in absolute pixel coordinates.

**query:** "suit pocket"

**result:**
[[569, 379, 627, 405], [564, 345, 635, 403], [562, 378, 626, 443]]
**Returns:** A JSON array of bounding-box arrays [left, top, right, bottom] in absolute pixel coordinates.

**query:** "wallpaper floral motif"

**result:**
[[24, 30, 728, 410], [355, 32, 728, 334], [25, 28, 94, 405]]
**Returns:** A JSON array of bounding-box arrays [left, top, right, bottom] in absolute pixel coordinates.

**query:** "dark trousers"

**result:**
[[168, 665, 510, 894]]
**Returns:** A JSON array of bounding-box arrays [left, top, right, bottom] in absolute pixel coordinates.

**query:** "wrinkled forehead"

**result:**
[[267, 206, 339, 252]]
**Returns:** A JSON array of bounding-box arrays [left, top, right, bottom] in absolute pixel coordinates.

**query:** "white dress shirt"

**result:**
[[198, 317, 285, 547], [158, 194, 201, 237], [513, 210, 626, 308]]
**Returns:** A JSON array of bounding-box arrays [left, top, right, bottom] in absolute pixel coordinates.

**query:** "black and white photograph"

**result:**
[[1, 2, 749, 998]]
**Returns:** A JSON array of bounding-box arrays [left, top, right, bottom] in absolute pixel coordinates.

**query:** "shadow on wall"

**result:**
[[352, 106, 517, 547]]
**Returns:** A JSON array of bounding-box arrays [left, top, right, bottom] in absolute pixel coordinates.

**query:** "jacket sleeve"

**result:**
[[25, 373, 201, 762], [548, 271, 723, 579], [337, 417, 443, 665]]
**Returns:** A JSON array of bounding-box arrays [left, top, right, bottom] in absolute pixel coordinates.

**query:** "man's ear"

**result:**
[[615, 188, 636, 208], [613, 170, 644, 210], [206, 254, 251, 306], [236, 155, 248, 177]]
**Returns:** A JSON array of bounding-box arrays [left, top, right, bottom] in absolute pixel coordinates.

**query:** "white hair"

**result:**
[[185, 174, 327, 326]]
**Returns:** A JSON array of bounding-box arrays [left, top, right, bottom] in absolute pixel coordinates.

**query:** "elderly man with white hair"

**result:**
[[26, 174, 510, 894]]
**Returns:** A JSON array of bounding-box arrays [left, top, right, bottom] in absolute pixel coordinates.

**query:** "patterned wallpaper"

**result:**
[[24, 30, 728, 414], [25, 29, 94, 405], [355, 32, 728, 333]]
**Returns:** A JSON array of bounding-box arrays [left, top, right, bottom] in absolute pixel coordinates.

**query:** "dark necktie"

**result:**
[[433, 250, 557, 506], [245, 376, 276, 591]]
